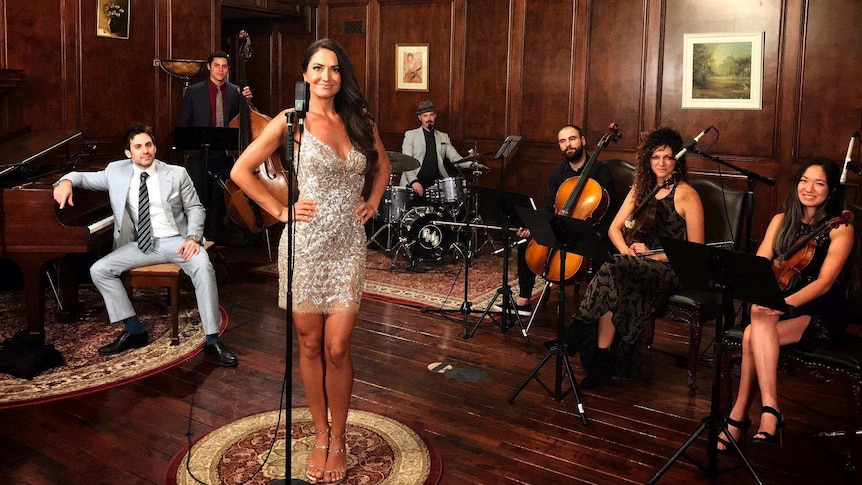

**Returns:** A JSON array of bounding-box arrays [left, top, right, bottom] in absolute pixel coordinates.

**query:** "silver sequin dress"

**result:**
[[278, 130, 367, 314]]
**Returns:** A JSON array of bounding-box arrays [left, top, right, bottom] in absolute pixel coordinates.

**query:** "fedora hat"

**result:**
[[416, 100, 437, 115]]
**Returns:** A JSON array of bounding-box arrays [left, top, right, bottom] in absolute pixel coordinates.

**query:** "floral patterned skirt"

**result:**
[[576, 255, 680, 379]]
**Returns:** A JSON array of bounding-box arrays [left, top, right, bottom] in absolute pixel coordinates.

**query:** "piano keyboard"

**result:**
[[88, 215, 114, 234]]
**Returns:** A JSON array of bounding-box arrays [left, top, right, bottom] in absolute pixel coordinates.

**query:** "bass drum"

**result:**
[[400, 206, 453, 261]]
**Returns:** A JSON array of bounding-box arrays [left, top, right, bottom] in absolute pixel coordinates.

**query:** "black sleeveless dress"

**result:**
[[782, 222, 851, 350], [577, 185, 688, 379]]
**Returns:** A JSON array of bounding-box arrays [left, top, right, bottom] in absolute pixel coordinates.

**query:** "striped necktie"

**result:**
[[215, 85, 224, 127], [138, 172, 153, 253]]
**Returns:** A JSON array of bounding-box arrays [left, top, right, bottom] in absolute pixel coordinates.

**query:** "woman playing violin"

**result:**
[[577, 127, 704, 389], [718, 158, 855, 451]]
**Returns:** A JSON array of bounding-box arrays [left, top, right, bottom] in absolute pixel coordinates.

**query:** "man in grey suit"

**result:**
[[53, 123, 238, 367], [400, 100, 488, 197]]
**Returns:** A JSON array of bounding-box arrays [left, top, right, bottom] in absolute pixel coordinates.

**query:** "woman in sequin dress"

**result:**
[[231, 39, 391, 484], [717, 158, 855, 451], [577, 127, 704, 389]]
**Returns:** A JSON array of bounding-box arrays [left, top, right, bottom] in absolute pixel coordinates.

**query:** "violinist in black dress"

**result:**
[[717, 158, 856, 451], [578, 127, 705, 388]]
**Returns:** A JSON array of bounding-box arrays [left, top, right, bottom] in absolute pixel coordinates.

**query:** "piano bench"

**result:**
[[123, 241, 214, 346]]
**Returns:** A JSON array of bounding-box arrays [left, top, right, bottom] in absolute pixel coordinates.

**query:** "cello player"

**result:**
[[501, 124, 616, 316]]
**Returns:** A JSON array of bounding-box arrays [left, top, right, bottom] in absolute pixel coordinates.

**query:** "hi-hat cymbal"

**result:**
[[386, 151, 421, 172]]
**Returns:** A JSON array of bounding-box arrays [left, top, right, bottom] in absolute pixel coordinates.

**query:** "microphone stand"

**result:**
[[689, 147, 774, 254], [272, 110, 309, 485]]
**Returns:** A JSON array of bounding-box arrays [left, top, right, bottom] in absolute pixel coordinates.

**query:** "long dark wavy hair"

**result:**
[[301, 38, 379, 169], [632, 127, 687, 205]]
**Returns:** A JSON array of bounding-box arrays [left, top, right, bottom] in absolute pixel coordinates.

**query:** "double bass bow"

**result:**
[[224, 30, 289, 233], [524, 123, 622, 283], [772, 210, 854, 290]]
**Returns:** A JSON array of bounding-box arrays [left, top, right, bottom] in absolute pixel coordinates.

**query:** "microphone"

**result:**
[[294, 81, 310, 131], [840, 132, 859, 184], [675, 126, 713, 160], [284, 111, 295, 165]]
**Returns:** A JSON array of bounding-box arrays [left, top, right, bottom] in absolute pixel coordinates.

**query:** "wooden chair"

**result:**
[[122, 241, 214, 346]]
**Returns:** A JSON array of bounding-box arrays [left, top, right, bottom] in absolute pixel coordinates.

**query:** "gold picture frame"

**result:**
[[682, 32, 764, 110], [96, 0, 130, 40], [396, 44, 429, 92]]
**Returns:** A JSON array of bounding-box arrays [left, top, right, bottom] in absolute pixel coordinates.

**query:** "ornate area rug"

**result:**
[[165, 407, 442, 485], [252, 249, 544, 310], [0, 285, 225, 409]]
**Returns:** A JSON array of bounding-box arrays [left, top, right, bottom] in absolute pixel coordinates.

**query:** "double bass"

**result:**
[[224, 30, 289, 233], [524, 123, 621, 283]]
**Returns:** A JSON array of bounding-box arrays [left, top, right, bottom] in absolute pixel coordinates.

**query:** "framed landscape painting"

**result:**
[[682, 32, 763, 109]]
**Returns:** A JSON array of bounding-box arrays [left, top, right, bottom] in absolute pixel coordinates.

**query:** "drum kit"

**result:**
[[368, 151, 492, 267]]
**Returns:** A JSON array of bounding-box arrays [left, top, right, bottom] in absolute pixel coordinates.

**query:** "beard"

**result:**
[[563, 146, 584, 164], [424, 121, 435, 131]]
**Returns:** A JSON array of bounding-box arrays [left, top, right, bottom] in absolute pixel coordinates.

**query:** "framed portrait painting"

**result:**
[[96, 0, 130, 40], [396, 44, 429, 92], [682, 32, 764, 110]]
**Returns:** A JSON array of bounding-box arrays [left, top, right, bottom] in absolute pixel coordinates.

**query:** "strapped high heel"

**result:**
[[324, 432, 348, 484], [717, 415, 751, 452], [305, 426, 329, 484], [751, 406, 785, 448]]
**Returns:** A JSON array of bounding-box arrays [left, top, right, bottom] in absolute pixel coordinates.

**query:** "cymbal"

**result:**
[[386, 151, 421, 172], [459, 152, 493, 162]]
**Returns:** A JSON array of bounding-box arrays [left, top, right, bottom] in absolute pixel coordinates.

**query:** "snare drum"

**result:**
[[433, 177, 465, 205], [376, 186, 412, 222], [400, 206, 454, 261]]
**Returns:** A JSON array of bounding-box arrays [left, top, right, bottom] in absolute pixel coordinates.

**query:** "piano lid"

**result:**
[[0, 129, 82, 167]]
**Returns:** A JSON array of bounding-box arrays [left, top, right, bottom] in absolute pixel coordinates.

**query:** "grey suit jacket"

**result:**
[[399, 127, 467, 186], [58, 160, 205, 249]]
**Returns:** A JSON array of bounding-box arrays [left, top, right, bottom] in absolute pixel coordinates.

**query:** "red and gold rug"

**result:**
[[0, 286, 224, 409], [252, 249, 544, 310], [165, 407, 442, 485]]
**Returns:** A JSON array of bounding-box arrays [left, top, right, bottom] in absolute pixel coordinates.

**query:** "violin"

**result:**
[[524, 123, 621, 283], [772, 210, 854, 290], [224, 30, 289, 233], [622, 172, 678, 246]]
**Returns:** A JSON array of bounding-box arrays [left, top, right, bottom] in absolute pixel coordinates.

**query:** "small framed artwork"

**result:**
[[396, 44, 429, 92], [96, 0, 130, 40], [682, 32, 764, 110]]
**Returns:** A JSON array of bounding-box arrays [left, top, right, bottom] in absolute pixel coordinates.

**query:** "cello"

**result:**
[[524, 123, 621, 283], [224, 30, 290, 233]]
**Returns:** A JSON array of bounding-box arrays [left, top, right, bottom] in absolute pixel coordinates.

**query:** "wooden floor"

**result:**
[[0, 244, 859, 484]]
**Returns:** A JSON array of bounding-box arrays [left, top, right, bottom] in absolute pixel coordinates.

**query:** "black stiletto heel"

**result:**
[[751, 406, 785, 448], [717, 415, 751, 452]]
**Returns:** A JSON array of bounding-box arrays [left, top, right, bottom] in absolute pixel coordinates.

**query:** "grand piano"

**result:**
[[0, 129, 113, 344]]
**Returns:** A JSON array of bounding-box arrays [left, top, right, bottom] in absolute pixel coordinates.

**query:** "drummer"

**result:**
[[400, 100, 489, 201]]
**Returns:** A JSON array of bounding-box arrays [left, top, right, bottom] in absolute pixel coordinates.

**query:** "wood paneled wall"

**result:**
[[317, 0, 862, 239], [2, 0, 861, 239]]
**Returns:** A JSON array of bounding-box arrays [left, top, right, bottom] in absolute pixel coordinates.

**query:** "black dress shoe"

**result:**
[[99, 331, 149, 355], [204, 340, 239, 367]]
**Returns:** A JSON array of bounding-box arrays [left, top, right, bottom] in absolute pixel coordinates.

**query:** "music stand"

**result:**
[[647, 238, 786, 484], [508, 208, 608, 422], [172, 126, 239, 237], [494, 135, 522, 189], [468, 185, 535, 344]]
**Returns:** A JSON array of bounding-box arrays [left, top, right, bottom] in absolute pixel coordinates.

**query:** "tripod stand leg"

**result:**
[[647, 419, 709, 485], [502, 289, 530, 345], [508, 349, 555, 403], [560, 351, 588, 424], [524, 281, 552, 337], [468, 290, 503, 338]]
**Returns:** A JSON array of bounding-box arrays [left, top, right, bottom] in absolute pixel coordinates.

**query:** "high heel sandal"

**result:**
[[305, 427, 329, 484], [716, 415, 751, 453], [751, 406, 785, 448], [324, 432, 348, 484]]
